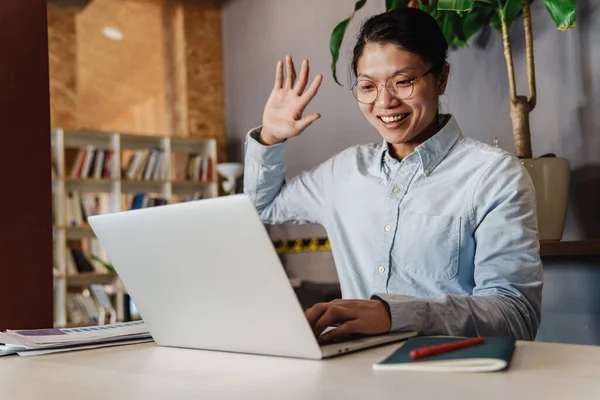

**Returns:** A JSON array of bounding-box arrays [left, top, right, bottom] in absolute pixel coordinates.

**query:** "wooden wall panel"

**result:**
[[162, 0, 188, 137], [47, 4, 78, 129], [0, 0, 53, 330], [182, 0, 227, 163], [77, 0, 167, 135]]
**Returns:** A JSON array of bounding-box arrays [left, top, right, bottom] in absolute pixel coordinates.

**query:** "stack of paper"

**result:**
[[0, 320, 153, 356]]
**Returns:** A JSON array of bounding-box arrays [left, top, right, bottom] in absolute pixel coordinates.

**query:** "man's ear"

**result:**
[[437, 62, 450, 95]]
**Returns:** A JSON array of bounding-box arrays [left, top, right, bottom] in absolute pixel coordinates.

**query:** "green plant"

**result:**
[[330, 0, 576, 158]]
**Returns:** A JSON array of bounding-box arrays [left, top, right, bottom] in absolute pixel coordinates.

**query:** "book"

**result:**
[[373, 336, 516, 372]]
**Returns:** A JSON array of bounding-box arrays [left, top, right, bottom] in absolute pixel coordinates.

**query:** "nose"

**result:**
[[376, 84, 401, 108]]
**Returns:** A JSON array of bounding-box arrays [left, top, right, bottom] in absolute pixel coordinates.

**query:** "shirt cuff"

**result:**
[[371, 293, 427, 333], [245, 126, 287, 165]]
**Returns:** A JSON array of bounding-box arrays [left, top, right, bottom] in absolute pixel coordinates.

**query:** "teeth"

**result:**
[[381, 114, 407, 123]]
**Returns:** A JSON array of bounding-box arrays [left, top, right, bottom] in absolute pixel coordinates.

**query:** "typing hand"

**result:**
[[260, 55, 323, 146], [304, 299, 391, 342]]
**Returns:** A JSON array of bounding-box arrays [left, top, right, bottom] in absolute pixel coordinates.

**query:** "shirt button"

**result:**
[[378, 265, 386, 273], [424, 168, 431, 175], [393, 187, 401, 194], [384, 156, 390, 162], [384, 224, 392, 232]]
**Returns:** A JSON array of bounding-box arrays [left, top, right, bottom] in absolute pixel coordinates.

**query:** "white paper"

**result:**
[[0, 320, 153, 356], [17, 338, 153, 356]]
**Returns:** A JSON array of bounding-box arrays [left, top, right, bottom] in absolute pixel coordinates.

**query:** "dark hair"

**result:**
[[351, 7, 448, 80]]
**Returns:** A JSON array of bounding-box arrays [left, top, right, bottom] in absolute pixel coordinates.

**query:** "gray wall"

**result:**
[[222, 0, 600, 345]]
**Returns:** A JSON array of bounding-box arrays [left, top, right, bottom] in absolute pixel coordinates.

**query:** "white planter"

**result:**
[[521, 157, 571, 242]]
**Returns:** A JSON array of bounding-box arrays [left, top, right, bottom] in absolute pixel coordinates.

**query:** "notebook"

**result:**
[[373, 336, 516, 372]]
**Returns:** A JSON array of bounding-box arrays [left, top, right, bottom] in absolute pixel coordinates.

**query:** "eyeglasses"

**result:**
[[349, 67, 435, 105]]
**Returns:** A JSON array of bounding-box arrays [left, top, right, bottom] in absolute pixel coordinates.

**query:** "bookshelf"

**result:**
[[51, 128, 218, 328], [272, 237, 600, 258]]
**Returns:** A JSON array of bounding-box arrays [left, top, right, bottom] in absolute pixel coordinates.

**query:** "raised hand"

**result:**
[[260, 55, 323, 146]]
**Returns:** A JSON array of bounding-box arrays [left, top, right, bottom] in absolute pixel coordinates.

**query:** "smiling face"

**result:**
[[355, 43, 448, 158]]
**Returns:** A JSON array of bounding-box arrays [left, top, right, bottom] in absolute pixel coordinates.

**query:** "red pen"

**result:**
[[409, 337, 486, 360]]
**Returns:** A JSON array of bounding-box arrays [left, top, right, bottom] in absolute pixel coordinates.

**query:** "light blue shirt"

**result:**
[[243, 115, 543, 340]]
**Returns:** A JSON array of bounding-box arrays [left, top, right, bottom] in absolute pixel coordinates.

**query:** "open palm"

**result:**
[[260, 55, 323, 145]]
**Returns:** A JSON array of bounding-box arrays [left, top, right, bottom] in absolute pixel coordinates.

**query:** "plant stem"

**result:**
[[500, 11, 517, 103], [510, 97, 533, 158], [521, 0, 536, 111], [500, 7, 533, 158]]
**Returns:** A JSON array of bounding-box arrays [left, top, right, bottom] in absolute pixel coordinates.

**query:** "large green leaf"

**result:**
[[474, 0, 499, 6], [504, 0, 524, 26], [329, 0, 367, 86], [418, 0, 438, 12], [438, 0, 500, 10], [386, 0, 410, 10], [438, 0, 474, 11], [542, 0, 576, 31], [490, 0, 521, 30], [425, 2, 466, 47], [442, 12, 467, 47], [462, 5, 496, 43], [424, 1, 494, 48]]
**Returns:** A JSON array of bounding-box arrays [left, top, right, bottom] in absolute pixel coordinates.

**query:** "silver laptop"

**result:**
[[87, 194, 416, 359]]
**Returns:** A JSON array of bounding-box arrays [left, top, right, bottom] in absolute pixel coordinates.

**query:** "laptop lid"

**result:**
[[88, 194, 323, 359]]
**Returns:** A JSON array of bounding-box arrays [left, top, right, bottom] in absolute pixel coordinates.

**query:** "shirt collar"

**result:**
[[380, 114, 462, 174]]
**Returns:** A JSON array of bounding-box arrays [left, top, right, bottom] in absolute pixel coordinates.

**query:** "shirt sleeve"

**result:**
[[243, 126, 332, 225], [373, 153, 543, 341]]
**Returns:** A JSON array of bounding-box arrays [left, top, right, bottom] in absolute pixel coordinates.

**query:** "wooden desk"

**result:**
[[0, 340, 599, 399]]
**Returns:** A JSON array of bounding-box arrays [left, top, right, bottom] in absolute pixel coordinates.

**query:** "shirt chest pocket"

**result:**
[[392, 213, 461, 281]]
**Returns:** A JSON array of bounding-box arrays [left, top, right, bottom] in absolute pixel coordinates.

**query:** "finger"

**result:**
[[330, 299, 358, 305], [274, 60, 283, 89], [322, 320, 362, 341], [285, 55, 296, 89], [300, 74, 323, 104], [304, 302, 329, 327], [313, 306, 356, 337], [293, 59, 309, 95], [293, 112, 321, 133]]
